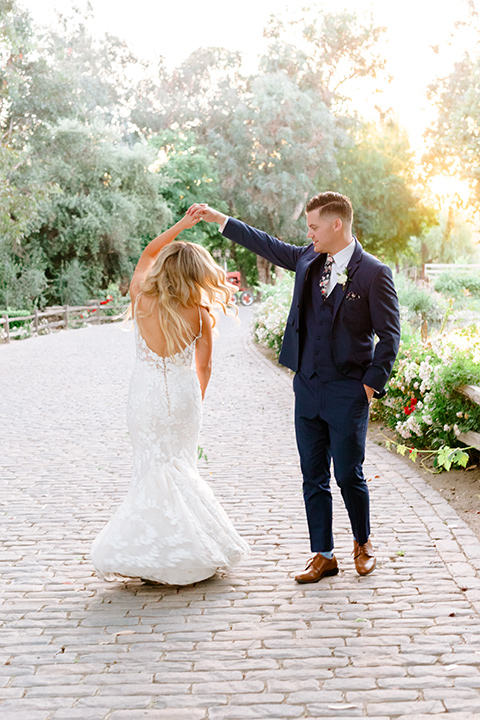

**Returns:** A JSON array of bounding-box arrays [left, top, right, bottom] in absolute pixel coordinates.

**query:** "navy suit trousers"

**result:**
[[293, 371, 371, 552]]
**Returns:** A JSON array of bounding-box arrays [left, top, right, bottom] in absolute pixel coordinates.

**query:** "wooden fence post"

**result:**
[[34, 308, 39, 334], [96, 300, 101, 324], [64, 305, 69, 330], [3, 314, 10, 343]]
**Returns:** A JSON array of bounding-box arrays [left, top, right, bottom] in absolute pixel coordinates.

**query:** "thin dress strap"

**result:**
[[133, 291, 142, 319], [195, 305, 203, 340]]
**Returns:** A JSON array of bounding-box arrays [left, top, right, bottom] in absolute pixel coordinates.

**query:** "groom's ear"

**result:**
[[333, 217, 343, 232]]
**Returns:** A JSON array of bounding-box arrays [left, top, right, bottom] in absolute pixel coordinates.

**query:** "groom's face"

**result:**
[[306, 209, 337, 254]]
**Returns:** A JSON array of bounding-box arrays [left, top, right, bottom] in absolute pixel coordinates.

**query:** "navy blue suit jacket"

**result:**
[[223, 218, 401, 396]]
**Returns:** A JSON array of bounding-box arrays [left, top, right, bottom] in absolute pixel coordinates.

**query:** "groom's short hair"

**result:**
[[306, 192, 353, 225]]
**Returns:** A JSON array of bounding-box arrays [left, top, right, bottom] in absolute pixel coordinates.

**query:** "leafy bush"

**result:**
[[434, 272, 480, 298], [0, 308, 32, 329], [101, 282, 130, 316], [253, 273, 294, 354], [394, 274, 446, 327], [54, 259, 90, 306]]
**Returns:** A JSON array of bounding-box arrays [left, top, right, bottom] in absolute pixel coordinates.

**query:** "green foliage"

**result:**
[[385, 437, 471, 471], [101, 281, 130, 316], [262, 7, 387, 108], [0, 308, 31, 328], [53, 259, 90, 306], [26, 119, 170, 304], [0, 1, 462, 314], [434, 272, 480, 298], [409, 208, 480, 266], [394, 274, 446, 327], [333, 120, 433, 262], [426, 30, 480, 209]]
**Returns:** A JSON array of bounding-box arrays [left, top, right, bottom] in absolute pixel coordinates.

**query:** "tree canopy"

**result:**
[[0, 0, 471, 309]]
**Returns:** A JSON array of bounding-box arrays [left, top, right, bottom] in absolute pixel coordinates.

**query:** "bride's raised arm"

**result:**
[[129, 213, 200, 301]]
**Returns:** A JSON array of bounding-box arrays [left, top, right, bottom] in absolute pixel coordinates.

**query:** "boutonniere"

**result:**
[[337, 267, 352, 289]]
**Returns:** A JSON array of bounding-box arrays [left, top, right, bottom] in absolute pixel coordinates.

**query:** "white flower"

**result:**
[[443, 424, 451, 432], [453, 424, 461, 437], [406, 415, 423, 436], [337, 271, 348, 286]]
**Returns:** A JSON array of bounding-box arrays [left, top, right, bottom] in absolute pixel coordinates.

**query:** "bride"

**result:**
[[90, 212, 249, 585]]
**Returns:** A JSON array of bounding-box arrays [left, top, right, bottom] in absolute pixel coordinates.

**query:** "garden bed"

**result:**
[[369, 419, 480, 541]]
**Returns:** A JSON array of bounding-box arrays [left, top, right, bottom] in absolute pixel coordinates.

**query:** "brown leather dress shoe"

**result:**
[[353, 538, 376, 576], [295, 553, 339, 584]]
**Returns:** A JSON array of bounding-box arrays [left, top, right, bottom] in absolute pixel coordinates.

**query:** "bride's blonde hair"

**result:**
[[137, 241, 236, 356]]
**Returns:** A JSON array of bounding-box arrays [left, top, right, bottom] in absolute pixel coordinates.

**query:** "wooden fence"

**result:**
[[458, 385, 480, 451], [0, 301, 128, 343], [424, 263, 480, 279]]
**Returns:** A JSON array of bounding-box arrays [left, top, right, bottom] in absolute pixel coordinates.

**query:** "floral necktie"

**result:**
[[319, 254, 334, 299]]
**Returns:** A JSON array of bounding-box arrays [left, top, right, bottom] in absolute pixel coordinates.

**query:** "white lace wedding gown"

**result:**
[[90, 308, 249, 585]]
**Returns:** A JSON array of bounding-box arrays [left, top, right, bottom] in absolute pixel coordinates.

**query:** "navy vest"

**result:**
[[299, 259, 344, 381]]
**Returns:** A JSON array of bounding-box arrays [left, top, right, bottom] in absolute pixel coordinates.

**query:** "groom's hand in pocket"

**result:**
[[363, 384, 375, 403]]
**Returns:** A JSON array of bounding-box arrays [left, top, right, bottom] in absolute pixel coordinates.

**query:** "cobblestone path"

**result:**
[[1, 306, 480, 720]]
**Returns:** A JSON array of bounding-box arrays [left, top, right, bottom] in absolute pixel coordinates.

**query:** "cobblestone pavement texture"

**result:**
[[1, 306, 480, 720]]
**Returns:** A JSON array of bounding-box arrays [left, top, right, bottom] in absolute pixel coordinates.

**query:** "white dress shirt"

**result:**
[[324, 240, 355, 297]]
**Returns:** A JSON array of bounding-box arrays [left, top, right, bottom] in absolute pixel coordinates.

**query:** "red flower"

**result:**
[[404, 397, 418, 415]]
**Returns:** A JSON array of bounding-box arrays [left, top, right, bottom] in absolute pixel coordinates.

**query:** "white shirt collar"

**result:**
[[331, 239, 355, 271]]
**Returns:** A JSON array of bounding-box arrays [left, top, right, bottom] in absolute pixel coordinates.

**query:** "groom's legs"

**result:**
[[294, 372, 333, 553], [294, 412, 333, 552], [324, 379, 371, 546]]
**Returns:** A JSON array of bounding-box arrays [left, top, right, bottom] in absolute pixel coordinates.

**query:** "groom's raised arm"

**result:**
[[188, 204, 303, 272]]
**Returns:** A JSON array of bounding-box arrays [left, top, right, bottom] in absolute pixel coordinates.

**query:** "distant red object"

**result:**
[[226, 272, 254, 306], [90, 296, 113, 313]]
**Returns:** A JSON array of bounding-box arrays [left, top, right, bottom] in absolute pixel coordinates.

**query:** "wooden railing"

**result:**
[[458, 385, 480, 451], [424, 263, 480, 279], [0, 301, 129, 343]]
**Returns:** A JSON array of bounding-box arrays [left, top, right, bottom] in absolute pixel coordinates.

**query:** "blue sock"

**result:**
[[319, 550, 334, 560]]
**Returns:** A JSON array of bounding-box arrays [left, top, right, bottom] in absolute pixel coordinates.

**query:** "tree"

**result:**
[[425, 11, 480, 209], [27, 119, 170, 303], [333, 119, 432, 263], [207, 71, 338, 282], [261, 6, 387, 109]]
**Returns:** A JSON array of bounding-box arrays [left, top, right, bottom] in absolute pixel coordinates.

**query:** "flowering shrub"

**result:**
[[253, 273, 294, 354], [373, 324, 480, 456]]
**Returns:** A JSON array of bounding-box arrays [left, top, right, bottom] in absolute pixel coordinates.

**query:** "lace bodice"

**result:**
[[134, 324, 196, 368]]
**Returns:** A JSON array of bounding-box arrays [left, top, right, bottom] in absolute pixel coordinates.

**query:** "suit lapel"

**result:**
[[332, 238, 363, 321]]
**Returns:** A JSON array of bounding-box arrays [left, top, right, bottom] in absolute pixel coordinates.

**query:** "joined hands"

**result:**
[[187, 204, 227, 225]]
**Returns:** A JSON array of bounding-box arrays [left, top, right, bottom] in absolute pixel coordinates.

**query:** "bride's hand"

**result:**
[[180, 211, 202, 229], [187, 204, 226, 224]]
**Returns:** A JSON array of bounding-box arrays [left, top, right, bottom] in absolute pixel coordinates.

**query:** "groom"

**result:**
[[188, 193, 400, 581]]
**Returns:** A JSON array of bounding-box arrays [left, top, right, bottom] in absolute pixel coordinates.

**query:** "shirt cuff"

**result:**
[[219, 216, 230, 233]]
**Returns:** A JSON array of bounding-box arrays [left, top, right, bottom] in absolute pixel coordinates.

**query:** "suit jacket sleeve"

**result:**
[[222, 218, 303, 272], [362, 265, 401, 394]]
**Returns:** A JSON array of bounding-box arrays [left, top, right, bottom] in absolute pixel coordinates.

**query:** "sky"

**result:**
[[20, 0, 478, 154]]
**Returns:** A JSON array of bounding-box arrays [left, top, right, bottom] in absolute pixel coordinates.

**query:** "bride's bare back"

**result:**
[[133, 292, 202, 358]]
